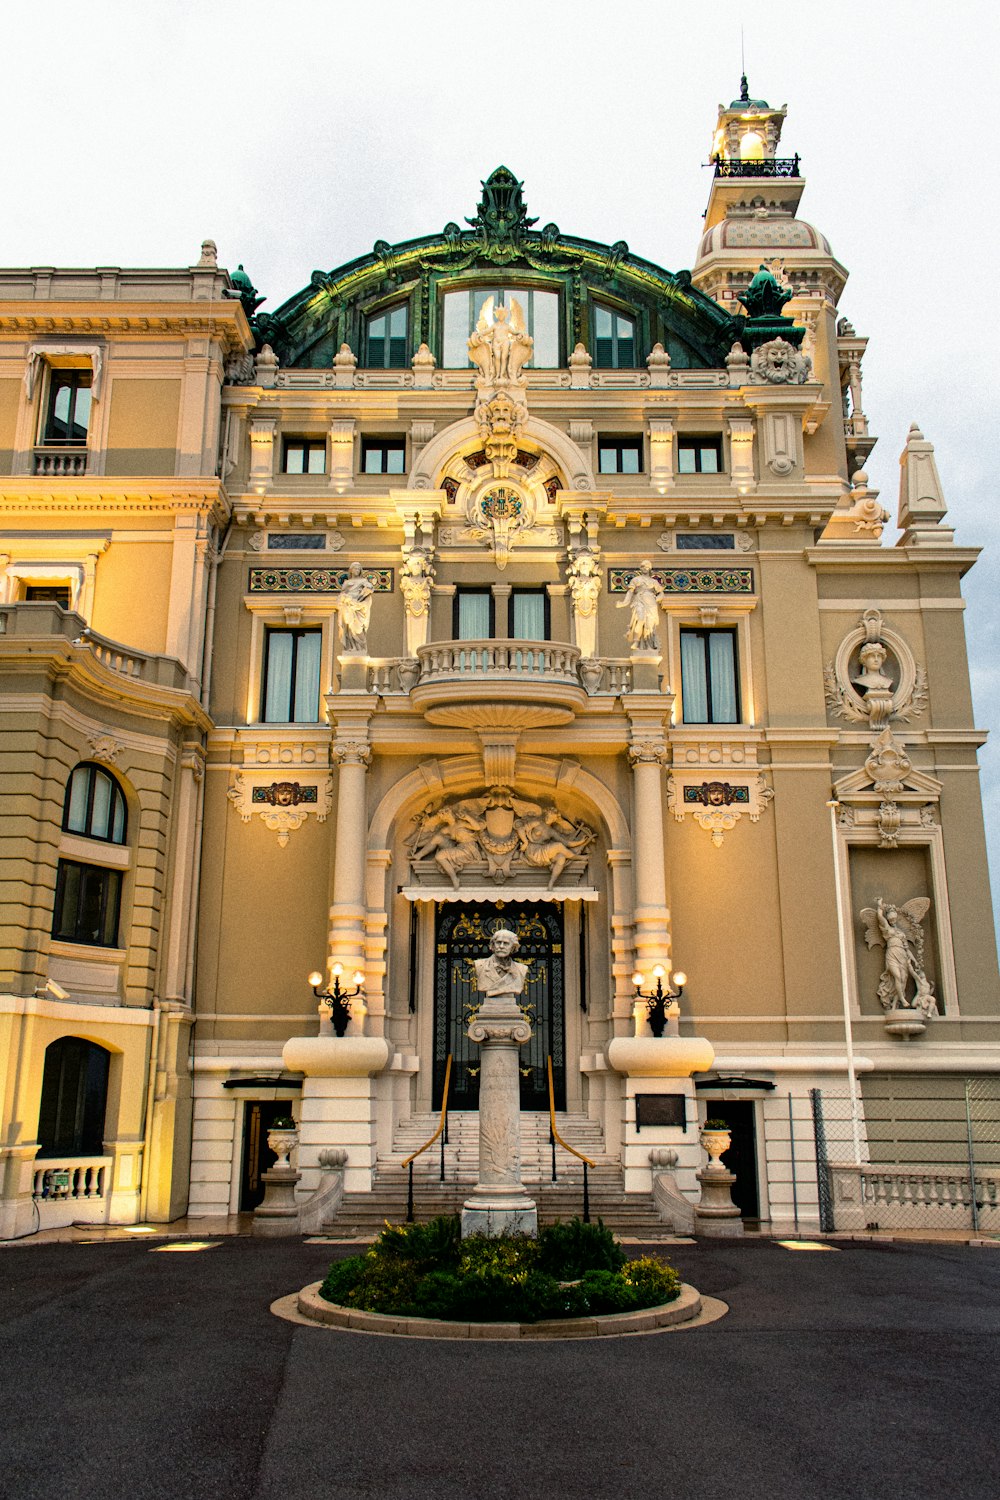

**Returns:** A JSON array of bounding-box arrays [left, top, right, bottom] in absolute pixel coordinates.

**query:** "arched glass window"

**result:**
[[63, 763, 127, 844], [36, 1037, 110, 1157]]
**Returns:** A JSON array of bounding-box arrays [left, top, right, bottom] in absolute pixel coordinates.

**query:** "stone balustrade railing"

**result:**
[[417, 639, 580, 683], [828, 1162, 1000, 1229], [0, 604, 189, 691], [33, 447, 89, 476], [90, 637, 146, 679], [33, 1156, 110, 1202]]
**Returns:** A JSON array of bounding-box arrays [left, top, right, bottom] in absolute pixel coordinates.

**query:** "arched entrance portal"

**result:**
[[433, 903, 565, 1113]]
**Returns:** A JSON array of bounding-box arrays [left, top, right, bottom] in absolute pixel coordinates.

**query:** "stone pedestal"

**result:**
[[461, 997, 537, 1238], [694, 1167, 744, 1238], [252, 1166, 302, 1237]]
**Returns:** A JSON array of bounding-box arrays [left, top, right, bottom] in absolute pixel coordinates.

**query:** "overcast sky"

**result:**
[[7, 0, 999, 931]]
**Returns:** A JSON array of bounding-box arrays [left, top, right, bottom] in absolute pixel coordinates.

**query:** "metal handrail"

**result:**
[[402, 1053, 452, 1222], [546, 1054, 595, 1223]]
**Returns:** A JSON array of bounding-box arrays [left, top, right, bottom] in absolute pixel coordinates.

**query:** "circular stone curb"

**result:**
[[289, 1280, 707, 1340]]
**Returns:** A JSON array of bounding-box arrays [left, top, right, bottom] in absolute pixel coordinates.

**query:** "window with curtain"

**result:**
[[262, 628, 322, 722], [441, 287, 559, 368], [63, 764, 127, 844], [680, 628, 740, 724], [509, 589, 549, 640], [454, 590, 493, 640]]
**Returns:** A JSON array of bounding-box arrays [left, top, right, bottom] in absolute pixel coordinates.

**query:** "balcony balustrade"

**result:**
[[712, 155, 801, 178], [32, 1155, 112, 1227], [32, 447, 89, 476]]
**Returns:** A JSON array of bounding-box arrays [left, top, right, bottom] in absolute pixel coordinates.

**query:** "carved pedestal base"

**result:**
[[463, 995, 536, 1238], [252, 1166, 301, 1237], [694, 1167, 744, 1238], [883, 1008, 928, 1038]]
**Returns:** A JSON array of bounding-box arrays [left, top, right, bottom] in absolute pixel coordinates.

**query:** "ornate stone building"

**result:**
[[2, 83, 998, 1239]]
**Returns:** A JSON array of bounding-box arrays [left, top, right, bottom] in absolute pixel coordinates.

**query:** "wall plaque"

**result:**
[[635, 1093, 687, 1131]]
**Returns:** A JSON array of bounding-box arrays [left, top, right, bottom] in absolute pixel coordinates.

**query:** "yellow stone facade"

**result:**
[[2, 91, 998, 1239]]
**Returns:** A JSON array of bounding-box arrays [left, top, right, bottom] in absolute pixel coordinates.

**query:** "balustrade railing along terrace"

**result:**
[[33, 448, 89, 476]]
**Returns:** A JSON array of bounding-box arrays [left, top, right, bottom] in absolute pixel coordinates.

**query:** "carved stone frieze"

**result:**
[[407, 786, 595, 891]]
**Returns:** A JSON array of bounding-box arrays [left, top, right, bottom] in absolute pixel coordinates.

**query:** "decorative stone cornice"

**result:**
[[0, 301, 250, 356]]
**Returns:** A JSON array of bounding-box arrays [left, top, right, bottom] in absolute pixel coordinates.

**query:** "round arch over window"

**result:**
[[36, 1037, 111, 1157], [63, 763, 127, 844]]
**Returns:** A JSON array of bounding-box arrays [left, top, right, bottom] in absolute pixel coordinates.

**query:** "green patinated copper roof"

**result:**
[[247, 167, 744, 371]]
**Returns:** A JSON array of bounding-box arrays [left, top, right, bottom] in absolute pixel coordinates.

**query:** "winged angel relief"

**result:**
[[408, 788, 595, 890], [860, 896, 936, 1020]]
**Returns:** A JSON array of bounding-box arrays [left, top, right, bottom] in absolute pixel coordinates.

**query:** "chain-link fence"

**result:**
[[812, 1074, 1000, 1233]]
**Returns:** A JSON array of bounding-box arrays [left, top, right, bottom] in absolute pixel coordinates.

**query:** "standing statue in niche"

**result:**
[[617, 560, 665, 651], [860, 896, 936, 1019], [338, 562, 375, 653]]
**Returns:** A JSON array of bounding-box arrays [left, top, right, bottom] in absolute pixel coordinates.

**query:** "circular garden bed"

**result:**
[[294, 1215, 703, 1340]]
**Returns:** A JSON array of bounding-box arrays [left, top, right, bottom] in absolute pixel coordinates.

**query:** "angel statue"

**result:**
[[468, 297, 533, 389], [514, 807, 596, 890], [860, 896, 936, 1018], [616, 560, 665, 651], [408, 801, 486, 889]]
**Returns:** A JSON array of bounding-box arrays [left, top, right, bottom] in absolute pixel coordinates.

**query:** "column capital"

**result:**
[[628, 740, 669, 768], [333, 739, 371, 767]]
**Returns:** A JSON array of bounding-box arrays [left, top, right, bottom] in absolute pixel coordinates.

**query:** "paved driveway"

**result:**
[[2, 1236, 998, 1500]]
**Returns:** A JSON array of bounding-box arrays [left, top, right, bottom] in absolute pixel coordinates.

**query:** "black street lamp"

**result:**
[[631, 965, 687, 1038], [308, 963, 365, 1038]]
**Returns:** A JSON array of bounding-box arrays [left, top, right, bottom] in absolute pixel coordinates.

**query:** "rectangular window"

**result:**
[[261, 628, 322, 722], [52, 860, 122, 948], [676, 533, 735, 550], [509, 589, 549, 640], [677, 438, 723, 474], [24, 584, 72, 606], [454, 589, 494, 640], [283, 440, 326, 474], [361, 438, 406, 475], [680, 628, 740, 724], [43, 371, 92, 445], [441, 287, 559, 368], [365, 304, 409, 369], [593, 304, 636, 368], [598, 437, 643, 474]]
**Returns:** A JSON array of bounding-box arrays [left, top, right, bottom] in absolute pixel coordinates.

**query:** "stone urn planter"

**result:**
[[699, 1124, 731, 1171], [266, 1120, 299, 1168]]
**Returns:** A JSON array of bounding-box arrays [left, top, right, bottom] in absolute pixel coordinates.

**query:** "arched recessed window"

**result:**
[[63, 763, 127, 844], [441, 286, 559, 368], [36, 1037, 110, 1157], [739, 130, 765, 162]]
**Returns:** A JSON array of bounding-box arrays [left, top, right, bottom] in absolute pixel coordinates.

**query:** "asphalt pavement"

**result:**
[[1, 1234, 998, 1500]]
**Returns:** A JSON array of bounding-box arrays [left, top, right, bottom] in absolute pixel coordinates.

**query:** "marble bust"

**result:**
[[473, 928, 528, 1006]]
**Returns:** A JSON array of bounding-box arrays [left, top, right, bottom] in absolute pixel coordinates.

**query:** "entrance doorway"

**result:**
[[703, 1098, 760, 1222], [239, 1101, 290, 1211], [433, 902, 565, 1112]]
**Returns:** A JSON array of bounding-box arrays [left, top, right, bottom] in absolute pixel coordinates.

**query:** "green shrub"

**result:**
[[622, 1255, 681, 1307], [580, 1268, 641, 1314], [318, 1217, 680, 1322], [536, 1217, 624, 1279]]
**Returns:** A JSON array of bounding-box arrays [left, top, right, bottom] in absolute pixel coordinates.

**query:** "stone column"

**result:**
[[461, 998, 537, 1237], [328, 735, 372, 1023], [627, 736, 671, 989]]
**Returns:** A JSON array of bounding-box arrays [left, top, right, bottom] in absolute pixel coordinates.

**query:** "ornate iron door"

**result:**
[[433, 903, 565, 1112]]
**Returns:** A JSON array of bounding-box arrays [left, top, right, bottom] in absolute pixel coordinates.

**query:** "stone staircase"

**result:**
[[327, 1110, 667, 1237]]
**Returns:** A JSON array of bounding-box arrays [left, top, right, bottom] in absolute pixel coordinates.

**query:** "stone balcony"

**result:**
[[0, 602, 188, 691], [410, 639, 586, 723]]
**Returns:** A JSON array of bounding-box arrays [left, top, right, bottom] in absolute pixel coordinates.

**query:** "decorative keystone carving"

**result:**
[[864, 728, 911, 796], [87, 734, 124, 766]]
